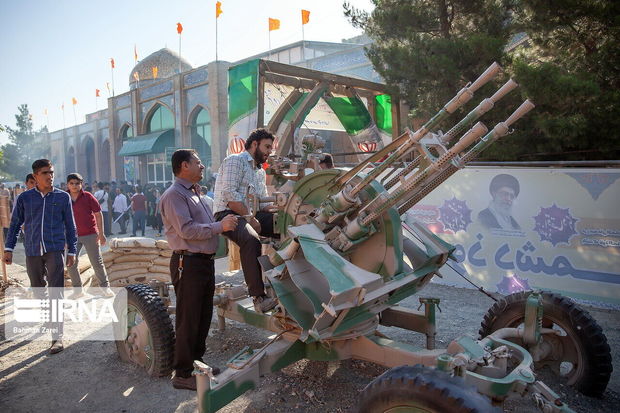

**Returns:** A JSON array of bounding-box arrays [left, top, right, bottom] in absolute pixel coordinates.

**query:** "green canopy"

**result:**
[[118, 129, 175, 156]]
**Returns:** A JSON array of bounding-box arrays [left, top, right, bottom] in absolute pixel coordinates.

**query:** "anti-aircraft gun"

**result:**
[[118, 62, 612, 413]]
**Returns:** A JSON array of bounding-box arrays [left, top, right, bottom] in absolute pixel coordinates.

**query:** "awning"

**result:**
[[118, 129, 175, 156]]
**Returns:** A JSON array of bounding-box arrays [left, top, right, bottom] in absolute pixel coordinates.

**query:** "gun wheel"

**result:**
[[116, 284, 174, 377], [479, 291, 612, 397], [357, 365, 499, 413]]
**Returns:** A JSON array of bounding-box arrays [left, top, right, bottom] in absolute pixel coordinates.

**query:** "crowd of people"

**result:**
[[1, 178, 216, 238]]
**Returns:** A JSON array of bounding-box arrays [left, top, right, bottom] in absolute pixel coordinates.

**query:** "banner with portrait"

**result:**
[[403, 167, 620, 305]]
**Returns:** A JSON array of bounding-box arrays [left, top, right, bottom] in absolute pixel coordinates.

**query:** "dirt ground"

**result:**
[[1, 250, 619, 413]]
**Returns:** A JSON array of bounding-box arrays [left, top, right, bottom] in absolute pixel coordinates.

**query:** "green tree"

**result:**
[[345, 0, 620, 161], [344, 0, 512, 117], [492, 0, 620, 160], [2, 104, 50, 179]]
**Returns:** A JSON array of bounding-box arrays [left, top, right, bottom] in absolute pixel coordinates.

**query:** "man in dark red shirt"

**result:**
[[66, 173, 113, 296], [131, 185, 147, 237]]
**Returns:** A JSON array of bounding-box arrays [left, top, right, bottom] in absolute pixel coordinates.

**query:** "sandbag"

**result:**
[[111, 247, 160, 255], [77, 256, 92, 273], [156, 239, 170, 250], [152, 256, 171, 266], [148, 265, 170, 274], [159, 249, 173, 258], [110, 237, 157, 249], [109, 262, 150, 272], [108, 268, 148, 282], [113, 254, 158, 264], [102, 250, 121, 264]]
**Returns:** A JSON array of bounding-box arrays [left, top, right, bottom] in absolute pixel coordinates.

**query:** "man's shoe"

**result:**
[[50, 340, 64, 354], [101, 287, 115, 297], [253, 295, 277, 313], [172, 376, 196, 391]]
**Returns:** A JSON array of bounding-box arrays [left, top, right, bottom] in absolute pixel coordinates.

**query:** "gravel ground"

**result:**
[[1, 240, 618, 412]]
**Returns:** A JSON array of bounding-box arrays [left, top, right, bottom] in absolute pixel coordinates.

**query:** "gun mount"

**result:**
[[112, 61, 611, 413]]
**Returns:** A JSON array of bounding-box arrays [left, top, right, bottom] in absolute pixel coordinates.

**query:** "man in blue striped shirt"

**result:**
[[3, 159, 78, 354]]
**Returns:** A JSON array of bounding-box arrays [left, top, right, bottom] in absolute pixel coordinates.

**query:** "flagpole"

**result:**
[[62, 105, 66, 129], [178, 33, 182, 74], [72, 104, 77, 126], [268, 30, 272, 60], [301, 21, 305, 61], [111, 67, 115, 97], [215, 13, 219, 62], [45, 111, 49, 130]]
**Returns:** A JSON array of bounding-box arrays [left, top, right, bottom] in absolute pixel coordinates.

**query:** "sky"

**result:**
[[0, 0, 374, 144]]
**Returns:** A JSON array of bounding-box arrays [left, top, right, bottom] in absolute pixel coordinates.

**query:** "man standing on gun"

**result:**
[[3, 159, 77, 354], [160, 149, 237, 390], [65, 173, 113, 297], [213, 128, 278, 313]]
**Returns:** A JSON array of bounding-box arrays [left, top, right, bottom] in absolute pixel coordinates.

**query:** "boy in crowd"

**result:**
[[65, 173, 113, 297]]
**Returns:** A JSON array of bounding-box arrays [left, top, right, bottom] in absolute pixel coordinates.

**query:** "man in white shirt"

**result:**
[[213, 128, 278, 313], [93, 183, 110, 235], [112, 187, 129, 234]]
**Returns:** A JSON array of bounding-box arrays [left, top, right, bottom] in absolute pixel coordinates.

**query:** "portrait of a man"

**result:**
[[478, 173, 521, 230]]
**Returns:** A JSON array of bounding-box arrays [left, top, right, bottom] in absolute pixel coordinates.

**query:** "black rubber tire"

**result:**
[[479, 291, 612, 397], [357, 364, 499, 413], [116, 284, 175, 377]]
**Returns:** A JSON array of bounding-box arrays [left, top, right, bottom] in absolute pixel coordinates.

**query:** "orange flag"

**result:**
[[110, 58, 115, 69], [134, 44, 138, 62], [133, 72, 140, 82], [44, 108, 48, 115], [268, 18, 280, 31], [96, 89, 100, 97], [72, 97, 78, 105], [301, 9, 310, 25], [216, 1, 222, 18], [152, 66, 158, 78], [106, 82, 111, 94], [177, 22, 183, 34]]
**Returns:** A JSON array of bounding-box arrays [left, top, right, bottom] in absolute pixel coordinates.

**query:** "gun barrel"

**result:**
[[469, 62, 502, 92], [490, 79, 518, 103], [360, 122, 487, 226], [505, 99, 535, 127]]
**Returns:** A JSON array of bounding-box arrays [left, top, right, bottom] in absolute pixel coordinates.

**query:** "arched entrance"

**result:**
[[66, 147, 76, 174], [100, 139, 110, 182], [78, 137, 96, 184], [190, 107, 212, 169]]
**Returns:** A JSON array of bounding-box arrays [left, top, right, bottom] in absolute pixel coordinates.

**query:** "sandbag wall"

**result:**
[[66, 237, 173, 287]]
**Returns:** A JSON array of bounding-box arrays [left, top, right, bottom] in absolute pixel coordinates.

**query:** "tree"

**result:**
[[1, 104, 50, 180], [344, 0, 512, 117], [345, 0, 620, 161]]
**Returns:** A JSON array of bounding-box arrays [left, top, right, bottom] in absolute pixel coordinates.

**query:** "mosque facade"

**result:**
[[42, 36, 380, 185]]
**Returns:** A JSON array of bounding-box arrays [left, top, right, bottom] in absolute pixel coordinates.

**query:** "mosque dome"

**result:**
[[129, 48, 193, 88]]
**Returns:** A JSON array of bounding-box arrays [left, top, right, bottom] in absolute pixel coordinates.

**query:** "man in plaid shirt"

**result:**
[[213, 128, 278, 313]]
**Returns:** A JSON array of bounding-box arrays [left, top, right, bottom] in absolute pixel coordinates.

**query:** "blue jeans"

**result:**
[[132, 210, 146, 236]]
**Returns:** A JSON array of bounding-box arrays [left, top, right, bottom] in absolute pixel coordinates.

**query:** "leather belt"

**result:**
[[173, 250, 215, 259]]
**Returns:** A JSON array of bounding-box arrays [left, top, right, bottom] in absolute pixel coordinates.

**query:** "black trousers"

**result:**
[[170, 253, 215, 378], [25, 251, 65, 340], [215, 210, 275, 297], [102, 211, 112, 235]]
